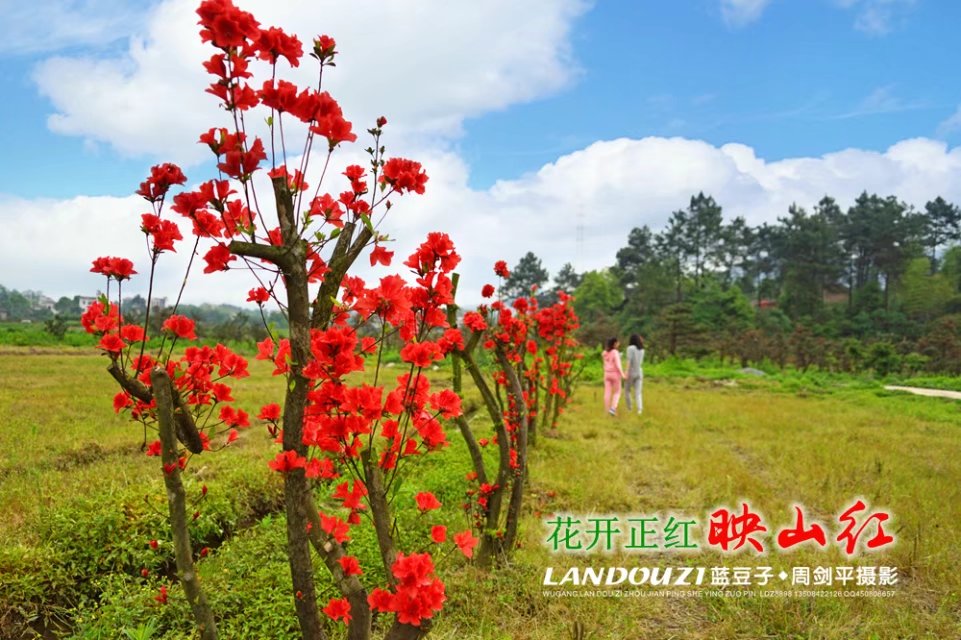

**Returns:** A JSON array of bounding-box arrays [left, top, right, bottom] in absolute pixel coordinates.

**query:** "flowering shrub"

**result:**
[[446, 266, 581, 566], [86, 1, 474, 638]]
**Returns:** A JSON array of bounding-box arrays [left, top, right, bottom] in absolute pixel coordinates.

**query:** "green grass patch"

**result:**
[[0, 353, 959, 638]]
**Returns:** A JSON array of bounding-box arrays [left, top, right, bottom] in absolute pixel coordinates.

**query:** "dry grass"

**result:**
[[1, 354, 959, 638]]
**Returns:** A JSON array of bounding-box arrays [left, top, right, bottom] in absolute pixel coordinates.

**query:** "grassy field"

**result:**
[[1, 350, 959, 639]]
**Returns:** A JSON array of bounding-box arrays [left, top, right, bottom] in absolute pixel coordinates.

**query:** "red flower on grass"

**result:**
[[320, 513, 351, 543], [98, 333, 126, 353], [415, 491, 441, 513], [258, 403, 281, 421], [339, 555, 362, 576], [400, 342, 443, 368], [454, 530, 479, 558], [268, 450, 306, 473], [322, 597, 351, 624], [463, 311, 487, 333]]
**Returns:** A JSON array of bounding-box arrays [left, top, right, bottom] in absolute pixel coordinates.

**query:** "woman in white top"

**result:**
[[625, 334, 645, 414]]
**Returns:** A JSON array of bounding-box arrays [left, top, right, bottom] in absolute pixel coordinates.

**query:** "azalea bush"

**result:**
[[446, 263, 581, 567], [84, 1, 477, 638]]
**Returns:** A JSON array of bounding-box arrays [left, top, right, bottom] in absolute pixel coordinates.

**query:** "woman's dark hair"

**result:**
[[605, 337, 618, 351], [630, 334, 644, 349]]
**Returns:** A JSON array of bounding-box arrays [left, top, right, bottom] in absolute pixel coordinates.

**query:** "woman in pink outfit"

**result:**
[[602, 337, 626, 416]]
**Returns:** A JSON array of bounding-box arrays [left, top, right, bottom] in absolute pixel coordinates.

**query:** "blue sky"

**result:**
[[3, 0, 960, 198], [2, 0, 961, 302], [461, 0, 961, 187]]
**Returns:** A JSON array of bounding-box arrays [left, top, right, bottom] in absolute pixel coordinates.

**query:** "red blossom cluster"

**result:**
[[258, 234, 463, 475], [136, 163, 187, 202], [82, 298, 251, 450], [90, 256, 137, 281], [368, 553, 445, 626]]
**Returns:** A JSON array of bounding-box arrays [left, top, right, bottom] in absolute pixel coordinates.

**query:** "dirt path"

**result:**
[[884, 385, 961, 400]]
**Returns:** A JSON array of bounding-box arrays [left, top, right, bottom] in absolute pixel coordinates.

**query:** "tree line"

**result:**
[[503, 191, 961, 375], [0, 285, 285, 345]]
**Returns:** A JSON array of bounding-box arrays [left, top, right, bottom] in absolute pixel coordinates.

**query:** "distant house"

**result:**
[[78, 296, 99, 312], [752, 298, 778, 309], [22, 290, 56, 312], [36, 295, 56, 312]]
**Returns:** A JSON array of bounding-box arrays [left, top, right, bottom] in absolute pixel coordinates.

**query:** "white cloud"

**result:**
[[720, 0, 773, 27], [835, 0, 918, 36], [728, 0, 917, 34], [832, 84, 927, 119], [33, 0, 587, 164], [0, 0, 148, 56], [938, 106, 961, 136], [5, 136, 961, 306]]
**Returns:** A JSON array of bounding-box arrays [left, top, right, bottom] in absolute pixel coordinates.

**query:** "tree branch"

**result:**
[[152, 367, 218, 640]]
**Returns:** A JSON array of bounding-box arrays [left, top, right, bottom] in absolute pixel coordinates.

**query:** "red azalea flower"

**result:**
[[481, 284, 495, 298], [147, 218, 183, 253], [268, 450, 306, 473], [454, 530, 479, 558], [137, 163, 186, 202], [254, 26, 302, 67], [313, 34, 336, 60], [339, 555, 362, 576], [333, 480, 369, 511], [494, 260, 510, 278], [305, 457, 338, 479], [369, 244, 393, 267], [320, 513, 351, 543], [402, 232, 460, 274], [428, 389, 462, 419], [322, 597, 351, 624], [247, 287, 270, 304], [430, 525, 447, 543], [415, 491, 442, 512], [343, 164, 367, 194], [400, 341, 443, 368], [463, 311, 487, 333], [90, 256, 138, 281], [119, 325, 146, 343], [368, 587, 393, 613], [258, 403, 281, 421], [145, 440, 162, 457], [389, 553, 446, 624], [219, 406, 250, 428], [97, 333, 126, 353], [154, 585, 168, 604], [203, 243, 236, 273], [255, 337, 274, 360], [162, 315, 197, 340], [113, 392, 133, 413], [380, 158, 428, 195], [197, 0, 261, 50]]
